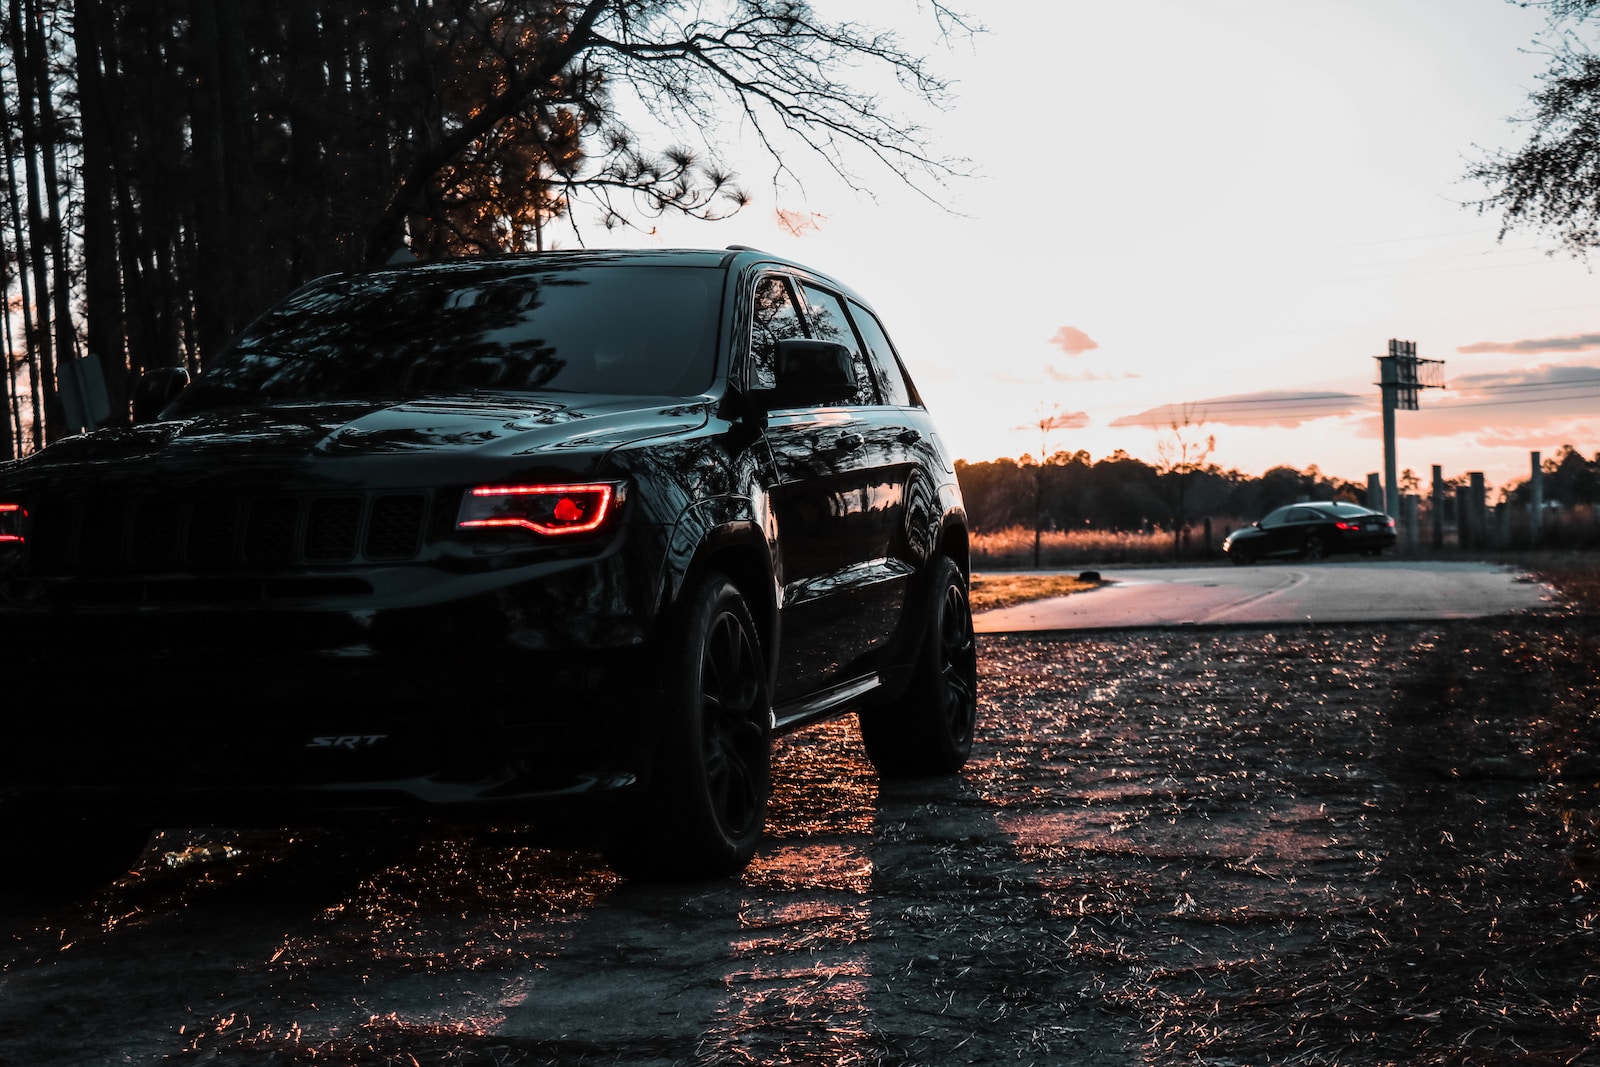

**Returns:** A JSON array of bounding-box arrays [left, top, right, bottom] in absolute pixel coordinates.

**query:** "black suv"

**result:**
[[0, 248, 974, 887]]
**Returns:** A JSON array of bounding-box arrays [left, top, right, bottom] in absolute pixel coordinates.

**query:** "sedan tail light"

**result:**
[[456, 483, 622, 537], [0, 502, 25, 544]]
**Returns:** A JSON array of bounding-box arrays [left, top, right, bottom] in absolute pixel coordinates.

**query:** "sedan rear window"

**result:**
[[175, 263, 722, 411]]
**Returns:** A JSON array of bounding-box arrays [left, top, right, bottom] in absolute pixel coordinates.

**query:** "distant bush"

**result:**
[[972, 522, 1244, 569]]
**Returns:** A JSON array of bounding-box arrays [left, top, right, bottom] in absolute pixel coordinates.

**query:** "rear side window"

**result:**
[[798, 282, 875, 407], [848, 301, 917, 408]]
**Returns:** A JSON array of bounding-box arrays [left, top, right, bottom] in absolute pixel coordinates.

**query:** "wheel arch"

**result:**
[[664, 511, 779, 676]]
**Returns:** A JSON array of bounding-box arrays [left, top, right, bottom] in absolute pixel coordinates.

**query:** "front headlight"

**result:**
[[456, 482, 624, 537], [0, 502, 25, 544]]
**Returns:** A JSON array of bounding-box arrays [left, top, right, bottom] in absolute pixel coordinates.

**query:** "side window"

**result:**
[[798, 282, 875, 406], [749, 275, 807, 390], [847, 300, 916, 408]]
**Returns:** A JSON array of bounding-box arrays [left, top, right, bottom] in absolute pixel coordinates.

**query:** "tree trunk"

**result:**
[[8, 0, 58, 443], [76, 0, 126, 422], [30, 0, 83, 422], [0, 35, 41, 453]]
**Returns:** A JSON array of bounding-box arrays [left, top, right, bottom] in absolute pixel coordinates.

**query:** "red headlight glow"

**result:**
[[0, 502, 24, 544], [456, 483, 620, 536]]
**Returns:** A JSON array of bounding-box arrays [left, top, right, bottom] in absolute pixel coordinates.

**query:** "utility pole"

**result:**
[[1375, 340, 1443, 519]]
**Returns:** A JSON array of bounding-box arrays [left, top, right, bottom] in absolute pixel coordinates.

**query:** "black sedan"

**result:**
[[0, 247, 975, 890], [1223, 501, 1396, 564]]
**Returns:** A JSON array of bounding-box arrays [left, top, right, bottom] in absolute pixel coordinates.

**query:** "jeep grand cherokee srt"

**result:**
[[0, 247, 974, 888]]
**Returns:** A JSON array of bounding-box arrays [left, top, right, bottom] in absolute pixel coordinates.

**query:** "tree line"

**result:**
[[955, 451, 1367, 536], [0, 0, 965, 460], [958, 443, 1600, 539]]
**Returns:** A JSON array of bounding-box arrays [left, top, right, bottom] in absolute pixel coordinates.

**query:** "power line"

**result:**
[[1453, 375, 1600, 394], [1422, 390, 1600, 412]]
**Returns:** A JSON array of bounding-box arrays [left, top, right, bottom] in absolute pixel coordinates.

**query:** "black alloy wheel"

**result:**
[[697, 602, 768, 843], [605, 572, 771, 880], [1, 820, 151, 901], [860, 557, 978, 777], [1302, 534, 1327, 561]]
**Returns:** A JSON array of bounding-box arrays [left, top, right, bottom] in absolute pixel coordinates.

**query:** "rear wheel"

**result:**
[[860, 557, 978, 777], [1301, 535, 1327, 561], [605, 572, 771, 880]]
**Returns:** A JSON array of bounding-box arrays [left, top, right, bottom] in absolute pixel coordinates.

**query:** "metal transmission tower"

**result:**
[[1375, 339, 1444, 518]]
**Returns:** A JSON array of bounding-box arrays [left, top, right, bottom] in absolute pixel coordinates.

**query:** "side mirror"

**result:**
[[757, 339, 855, 409], [131, 366, 191, 424]]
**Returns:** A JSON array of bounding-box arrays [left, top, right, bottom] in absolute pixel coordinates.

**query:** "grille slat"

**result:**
[[24, 491, 429, 576], [305, 497, 362, 562], [367, 495, 426, 560]]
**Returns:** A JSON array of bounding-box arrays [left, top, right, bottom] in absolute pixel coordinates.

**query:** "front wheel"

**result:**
[[605, 572, 771, 881], [860, 557, 978, 777], [0, 818, 151, 901]]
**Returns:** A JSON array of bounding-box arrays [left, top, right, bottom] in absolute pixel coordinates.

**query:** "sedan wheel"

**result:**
[[605, 572, 771, 880]]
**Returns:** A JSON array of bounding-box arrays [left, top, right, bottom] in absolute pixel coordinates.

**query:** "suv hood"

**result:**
[[10, 394, 710, 471]]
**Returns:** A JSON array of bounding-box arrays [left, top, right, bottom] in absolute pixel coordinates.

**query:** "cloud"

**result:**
[[1011, 410, 1091, 433], [1447, 362, 1600, 391], [1109, 390, 1366, 430], [1382, 362, 1600, 439], [1048, 326, 1099, 356], [1045, 366, 1140, 382], [1456, 333, 1600, 355]]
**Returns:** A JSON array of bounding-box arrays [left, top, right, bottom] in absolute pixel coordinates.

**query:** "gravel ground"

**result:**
[[2, 612, 1597, 1065]]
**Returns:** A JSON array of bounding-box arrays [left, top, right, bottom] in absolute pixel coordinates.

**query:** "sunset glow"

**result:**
[[606, 0, 1599, 491]]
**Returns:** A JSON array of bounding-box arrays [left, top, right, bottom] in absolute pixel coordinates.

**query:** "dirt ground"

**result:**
[[2, 608, 1598, 1065]]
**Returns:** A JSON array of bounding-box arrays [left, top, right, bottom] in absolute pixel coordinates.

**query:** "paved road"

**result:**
[[975, 559, 1556, 633]]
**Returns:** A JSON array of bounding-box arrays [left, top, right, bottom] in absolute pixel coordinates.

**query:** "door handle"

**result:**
[[836, 433, 864, 452]]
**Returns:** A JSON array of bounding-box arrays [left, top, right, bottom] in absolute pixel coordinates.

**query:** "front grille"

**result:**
[[24, 491, 432, 576]]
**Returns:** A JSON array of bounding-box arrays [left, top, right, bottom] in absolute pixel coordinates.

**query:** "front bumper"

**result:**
[[0, 551, 672, 825]]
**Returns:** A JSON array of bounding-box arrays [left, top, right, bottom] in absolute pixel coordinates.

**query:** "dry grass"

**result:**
[[971, 524, 1233, 569], [969, 572, 1098, 613], [1528, 553, 1600, 612]]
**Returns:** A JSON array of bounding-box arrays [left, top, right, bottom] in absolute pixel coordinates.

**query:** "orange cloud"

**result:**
[[1110, 391, 1366, 430], [1457, 334, 1600, 355], [1048, 326, 1099, 356]]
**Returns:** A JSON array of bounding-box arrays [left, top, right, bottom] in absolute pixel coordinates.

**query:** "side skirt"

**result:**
[[771, 673, 883, 735]]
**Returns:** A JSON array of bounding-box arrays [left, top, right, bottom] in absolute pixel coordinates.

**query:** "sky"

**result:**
[[598, 0, 1600, 492]]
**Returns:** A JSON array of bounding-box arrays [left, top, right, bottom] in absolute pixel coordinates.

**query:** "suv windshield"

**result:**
[[172, 262, 722, 412]]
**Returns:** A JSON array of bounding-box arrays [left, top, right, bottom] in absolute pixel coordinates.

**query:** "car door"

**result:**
[[1255, 506, 1296, 555], [1263, 506, 1321, 555], [748, 272, 907, 708]]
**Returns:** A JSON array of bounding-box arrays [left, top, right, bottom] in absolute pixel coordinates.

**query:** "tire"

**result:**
[[860, 557, 978, 777], [1301, 535, 1327, 561], [1228, 547, 1253, 566], [2, 819, 151, 900], [605, 572, 771, 880]]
